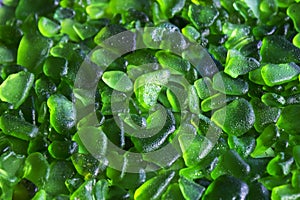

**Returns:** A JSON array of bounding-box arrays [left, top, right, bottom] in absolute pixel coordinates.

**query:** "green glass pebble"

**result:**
[[47, 94, 76, 134], [178, 177, 205, 200], [102, 71, 133, 93], [260, 36, 300, 64], [225, 49, 260, 78], [287, 3, 300, 32], [292, 170, 300, 188], [70, 179, 95, 200], [94, 24, 126, 45], [251, 124, 280, 158], [32, 190, 48, 200], [93, 179, 109, 200], [0, 151, 25, 181], [48, 140, 77, 159], [156, 51, 190, 75], [211, 98, 255, 136], [277, 105, 300, 134], [71, 153, 107, 179], [43, 56, 68, 79], [86, 3, 107, 19], [261, 63, 300, 86], [211, 150, 251, 179], [162, 183, 184, 200], [61, 19, 80, 42], [73, 23, 99, 40], [0, 71, 34, 109], [167, 88, 181, 112], [223, 23, 253, 50], [179, 134, 213, 167], [17, 33, 53, 73], [134, 171, 175, 200], [293, 33, 300, 48], [259, 176, 291, 190], [249, 67, 266, 85], [251, 97, 281, 132], [157, 0, 185, 18], [23, 152, 50, 188], [35, 77, 57, 100], [194, 77, 215, 100], [201, 93, 238, 112], [182, 25, 200, 42], [261, 93, 286, 107], [188, 85, 200, 114], [203, 175, 249, 200], [0, 113, 39, 141], [228, 135, 256, 157], [188, 4, 219, 28], [271, 184, 300, 200], [0, 44, 14, 64], [213, 72, 249, 95], [293, 145, 300, 167], [38, 17, 61, 38], [267, 152, 294, 176]]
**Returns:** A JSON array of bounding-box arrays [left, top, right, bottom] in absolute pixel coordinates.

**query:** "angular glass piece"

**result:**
[[157, 0, 185, 18], [228, 135, 255, 157], [201, 93, 238, 112], [182, 25, 200, 42], [277, 105, 300, 134], [0, 71, 34, 108], [156, 51, 190, 75], [102, 71, 133, 93], [162, 183, 184, 200], [188, 4, 219, 28], [194, 77, 215, 100], [261, 93, 286, 107], [43, 57, 68, 79], [272, 184, 300, 200], [267, 152, 294, 176], [179, 177, 205, 200], [73, 23, 99, 40], [47, 94, 76, 134], [38, 17, 61, 38], [213, 72, 249, 95], [48, 140, 78, 159], [249, 67, 266, 85], [261, 63, 300, 86], [70, 180, 95, 200], [211, 98, 255, 136]]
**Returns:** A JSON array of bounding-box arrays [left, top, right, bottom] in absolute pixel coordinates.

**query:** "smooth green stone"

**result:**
[[50, 42, 80, 60], [167, 88, 181, 112], [0, 151, 25, 180], [272, 184, 300, 200], [194, 77, 215, 100], [70, 179, 95, 200], [32, 190, 48, 200], [228, 135, 256, 157], [73, 23, 98, 40], [61, 19, 80, 42], [65, 178, 84, 193], [94, 24, 126, 45], [179, 134, 213, 167], [293, 145, 300, 167], [47, 94, 76, 134], [251, 124, 280, 158], [225, 49, 260, 78], [267, 152, 294, 176], [134, 171, 175, 200], [178, 177, 205, 200], [48, 141, 77, 159], [17, 33, 53, 73], [0, 71, 34, 109], [156, 51, 190, 75], [23, 152, 50, 188], [251, 97, 281, 132], [0, 45, 14, 64], [211, 98, 255, 136], [277, 105, 300, 134], [179, 165, 204, 180], [44, 161, 75, 195], [203, 175, 249, 200], [287, 3, 300, 32], [162, 183, 185, 200], [157, 0, 185, 18], [86, 3, 107, 19], [35, 77, 57, 100], [43, 56, 68, 79], [93, 179, 109, 200], [223, 23, 253, 50], [261, 63, 300, 86], [211, 150, 251, 179], [27, 136, 48, 154], [261, 93, 286, 107], [213, 72, 249, 95], [71, 153, 107, 179], [0, 113, 38, 141], [182, 25, 200, 42], [293, 33, 300, 48], [38, 17, 61, 38], [249, 67, 266, 85], [260, 36, 300, 64], [201, 93, 238, 112], [188, 4, 219, 28], [102, 71, 133, 93]]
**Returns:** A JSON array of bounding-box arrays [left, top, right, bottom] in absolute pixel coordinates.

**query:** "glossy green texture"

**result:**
[[293, 33, 300, 48], [179, 177, 205, 200], [23, 152, 50, 188], [156, 51, 190, 75], [212, 98, 255, 136], [48, 141, 78, 159], [43, 56, 68, 79], [271, 184, 300, 200], [102, 71, 133, 92], [17, 33, 53, 73], [277, 105, 300, 134], [267, 152, 294, 176], [213, 72, 249, 95], [201, 93, 238, 112], [194, 77, 215, 100], [182, 25, 200, 42], [0, 44, 14, 64], [47, 94, 76, 134], [0, 71, 34, 108], [211, 150, 251, 179], [73, 23, 98, 40], [32, 190, 48, 200], [223, 23, 253, 50], [203, 175, 249, 200], [225, 50, 260, 78], [251, 124, 280, 158], [38, 17, 61, 38], [0, 113, 38, 141], [188, 4, 219, 28], [261, 63, 300, 86], [260, 36, 300, 64], [261, 93, 286, 107], [287, 3, 300, 32], [228, 135, 255, 157], [134, 171, 175, 200], [70, 179, 108, 200], [157, 0, 185, 18], [179, 134, 213, 167], [249, 67, 266, 85], [162, 183, 184, 200]]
